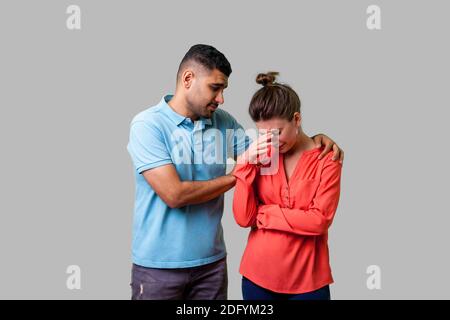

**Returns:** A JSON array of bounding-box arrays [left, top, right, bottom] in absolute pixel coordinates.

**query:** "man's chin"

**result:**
[[202, 111, 214, 118]]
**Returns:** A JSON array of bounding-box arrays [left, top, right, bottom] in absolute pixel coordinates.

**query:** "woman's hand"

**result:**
[[237, 131, 273, 166]]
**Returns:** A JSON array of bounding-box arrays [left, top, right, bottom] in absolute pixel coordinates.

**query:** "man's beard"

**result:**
[[197, 103, 218, 119]]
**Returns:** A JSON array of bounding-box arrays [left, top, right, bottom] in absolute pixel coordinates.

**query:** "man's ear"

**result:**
[[182, 69, 194, 89]]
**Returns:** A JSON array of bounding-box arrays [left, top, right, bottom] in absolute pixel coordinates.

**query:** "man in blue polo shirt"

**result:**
[[127, 44, 343, 300]]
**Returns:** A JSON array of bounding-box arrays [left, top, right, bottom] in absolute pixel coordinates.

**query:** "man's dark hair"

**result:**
[[177, 44, 232, 79]]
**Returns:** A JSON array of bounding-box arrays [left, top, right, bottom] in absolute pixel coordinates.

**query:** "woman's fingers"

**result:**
[[248, 145, 270, 164], [246, 131, 274, 165], [257, 132, 272, 144], [256, 145, 273, 165], [257, 141, 272, 150]]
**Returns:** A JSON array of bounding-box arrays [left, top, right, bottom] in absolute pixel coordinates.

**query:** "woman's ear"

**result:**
[[294, 112, 302, 127]]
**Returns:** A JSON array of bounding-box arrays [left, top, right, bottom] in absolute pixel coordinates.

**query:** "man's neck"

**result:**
[[167, 94, 199, 121]]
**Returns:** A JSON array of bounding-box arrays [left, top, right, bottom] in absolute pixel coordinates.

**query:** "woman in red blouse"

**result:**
[[232, 72, 342, 300]]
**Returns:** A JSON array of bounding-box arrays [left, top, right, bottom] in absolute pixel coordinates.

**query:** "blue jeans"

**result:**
[[242, 277, 330, 300]]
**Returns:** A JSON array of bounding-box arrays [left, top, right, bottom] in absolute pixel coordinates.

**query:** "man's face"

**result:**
[[186, 68, 228, 119]]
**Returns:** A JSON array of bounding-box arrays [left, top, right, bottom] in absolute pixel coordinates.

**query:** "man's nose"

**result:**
[[215, 91, 224, 105]]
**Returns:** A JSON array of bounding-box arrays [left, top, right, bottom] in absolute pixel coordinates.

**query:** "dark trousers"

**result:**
[[131, 258, 227, 300], [242, 277, 330, 300]]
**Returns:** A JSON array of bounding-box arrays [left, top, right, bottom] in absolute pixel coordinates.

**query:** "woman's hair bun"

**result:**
[[256, 71, 279, 87]]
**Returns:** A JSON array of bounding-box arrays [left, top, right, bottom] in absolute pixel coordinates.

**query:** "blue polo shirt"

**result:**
[[127, 95, 250, 268]]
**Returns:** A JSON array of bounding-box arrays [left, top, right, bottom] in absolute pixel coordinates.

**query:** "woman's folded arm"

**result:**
[[256, 160, 342, 236]]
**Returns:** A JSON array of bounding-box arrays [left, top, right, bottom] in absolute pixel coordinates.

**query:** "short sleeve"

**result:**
[[226, 115, 251, 159], [127, 121, 172, 173]]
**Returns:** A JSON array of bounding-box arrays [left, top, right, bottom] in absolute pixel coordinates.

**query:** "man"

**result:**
[[127, 44, 344, 300]]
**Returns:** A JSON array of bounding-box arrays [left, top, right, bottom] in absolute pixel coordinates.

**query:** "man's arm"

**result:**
[[142, 164, 236, 209]]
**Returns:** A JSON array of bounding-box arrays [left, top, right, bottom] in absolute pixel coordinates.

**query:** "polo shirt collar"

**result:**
[[161, 95, 186, 126]]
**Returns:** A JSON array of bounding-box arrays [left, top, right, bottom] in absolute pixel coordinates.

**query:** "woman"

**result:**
[[232, 72, 342, 300]]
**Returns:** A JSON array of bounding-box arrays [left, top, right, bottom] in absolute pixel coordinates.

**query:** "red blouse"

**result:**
[[232, 147, 342, 294]]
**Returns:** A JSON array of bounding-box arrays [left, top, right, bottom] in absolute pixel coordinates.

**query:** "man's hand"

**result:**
[[312, 134, 344, 164]]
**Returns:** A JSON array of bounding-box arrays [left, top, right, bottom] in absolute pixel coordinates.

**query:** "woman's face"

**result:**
[[255, 113, 301, 154]]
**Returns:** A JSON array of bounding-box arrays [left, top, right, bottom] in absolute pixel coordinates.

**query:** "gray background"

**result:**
[[0, 0, 449, 299]]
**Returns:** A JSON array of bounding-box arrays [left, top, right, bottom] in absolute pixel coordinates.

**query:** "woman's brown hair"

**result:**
[[249, 72, 301, 122]]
